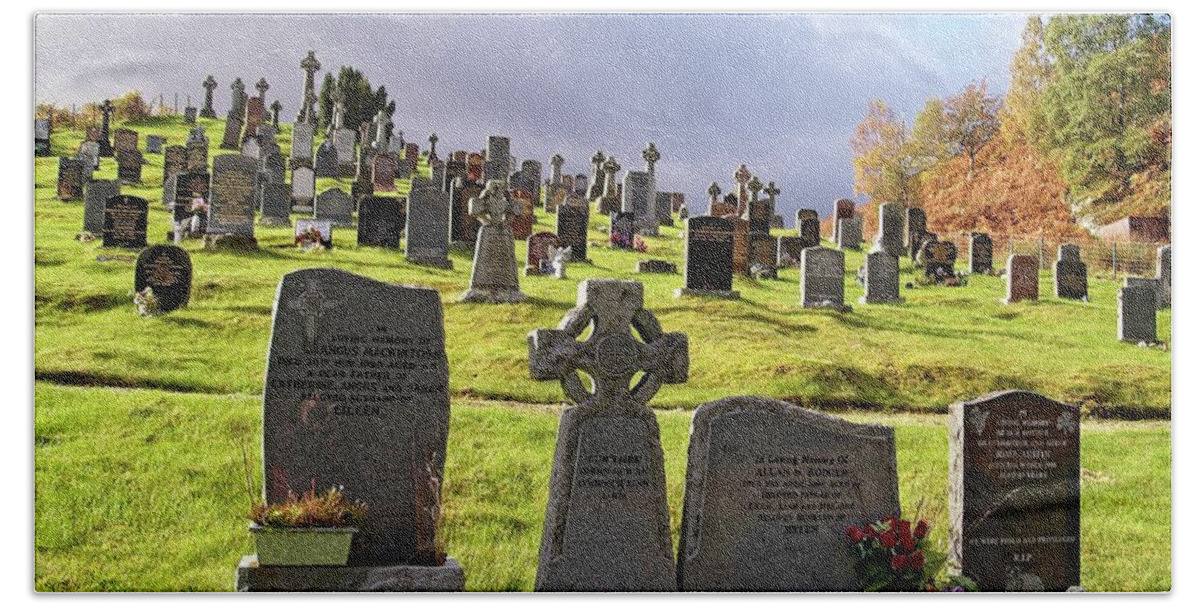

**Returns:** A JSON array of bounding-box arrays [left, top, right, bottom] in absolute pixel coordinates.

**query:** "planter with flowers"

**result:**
[[248, 484, 367, 566]]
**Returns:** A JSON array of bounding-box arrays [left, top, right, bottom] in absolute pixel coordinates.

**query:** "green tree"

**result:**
[[850, 99, 925, 205], [317, 73, 335, 129], [316, 68, 395, 135], [1002, 16, 1053, 145]]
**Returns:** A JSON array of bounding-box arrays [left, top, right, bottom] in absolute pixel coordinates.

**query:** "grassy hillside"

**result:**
[[33, 115, 1172, 591]]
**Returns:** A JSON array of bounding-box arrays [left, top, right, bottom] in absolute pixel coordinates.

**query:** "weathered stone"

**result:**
[[449, 179, 483, 246], [314, 188, 354, 228], [800, 247, 845, 309], [635, 259, 677, 274], [291, 122, 314, 163], [874, 202, 905, 257], [134, 245, 192, 312], [236, 556, 465, 592], [525, 232, 560, 276], [969, 232, 993, 274], [291, 166, 315, 206], [528, 279, 686, 591], [798, 218, 821, 250], [257, 268, 459, 580], [776, 236, 805, 267], [906, 207, 927, 259], [57, 157, 86, 200], [146, 135, 165, 154], [833, 198, 855, 242], [186, 139, 209, 172], [1156, 245, 1171, 309], [950, 391, 1080, 591], [1003, 255, 1039, 304], [835, 216, 861, 251], [314, 141, 339, 177], [676, 216, 738, 299], [207, 154, 259, 237], [373, 153, 397, 192], [610, 212, 636, 249], [83, 179, 119, 234], [922, 240, 958, 280], [1118, 282, 1157, 343], [171, 172, 211, 226], [102, 195, 148, 249], [405, 179, 452, 268], [860, 251, 900, 304], [555, 198, 589, 262], [677, 397, 899, 591], [621, 170, 656, 236], [1053, 245, 1088, 300], [461, 181, 526, 303], [356, 196, 404, 249], [258, 182, 292, 227], [509, 189, 536, 241], [116, 149, 145, 184]]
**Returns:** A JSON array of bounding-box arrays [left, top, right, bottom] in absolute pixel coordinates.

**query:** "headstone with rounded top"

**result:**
[[314, 188, 354, 228], [134, 245, 192, 312], [969, 232, 993, 274], [528, 279, 687, 591], [1053, 244, 1088, 300]]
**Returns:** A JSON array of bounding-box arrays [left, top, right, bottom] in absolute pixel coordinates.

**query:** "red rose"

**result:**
[[897, 519, 911, 537], [909, 551, 926, 571], [891, 553, 907, 570], [914, 520, 928, 539], [879, 530, 896, 548], [845, 526, 864, 542], [864, 526, 877, 539], [899, 532, 916, 552]]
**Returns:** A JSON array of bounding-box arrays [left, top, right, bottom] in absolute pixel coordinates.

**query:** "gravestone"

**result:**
[[1003, 255, 1039, 304], [860, 251, 900, 304], [676, 216, 738, 299], [314, 141, 339, 178], [83, 179, 119, 234], [183, 107, 197, 123], [621, 171, 656, 236], [373, 153, 397, 192], [241, 136, 262, 160], [509, 189, 536, 241], [1053, 245, 1088, 300], [1156, 245, 1171, 309], [731, 218, 750, 275], [555, 199, 589, 262], [76, 141, 100, 172], [35, 119, 51, 156], [610, 212, 636, 249], [635, 259, 677, 274], [430, 162, 446, 195], [461, 180, 526, 303], [525, 232, 560, 276], [833, 198, 855, 242], [795, 208, 818, 227], [291, 122, 314, 167], [221, 115, 244, 150], [836, 216, 861, 250], [874, 202, 905, 257], [404, 142, 420, 175], [404, 179, 453, 269], [969, 233, 993, 274], [113, 128, 138, 154], [314, 188, 355, 228], [162, 146, 187, 188], [654, 192, 674, 227], [116, 149, 145, 184], [258, 182, 292, 227], [484, 136, 510, 182], [798, 218, 821, 249], [261, 153, 286, 186], [242, 96, 265, 142], [291, 166, 315, 208], [776, 236, 805, 267], [800, 247, 845, 309], [1118, 282, 1157, 343], [906, 207, 927, 259], [146, 135, 165, 154], [186, 139, 208, 172], [134, 245, 192, 312], [677, 396, 899, 591], [356, 196, 404, 249], [922, 240, 958, 280], [207, 154, 259, 237], [57, 157, 85, 200], [528, 279, 687, 591], [950, 390, 1080, 591], [238, 268, 464, 591], [449, 179, 483, 246], [171, 172, 210, 227], [102, 195, 148, 249]]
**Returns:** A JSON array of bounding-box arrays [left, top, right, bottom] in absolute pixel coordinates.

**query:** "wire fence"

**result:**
[[938, 231, 1166, 279]]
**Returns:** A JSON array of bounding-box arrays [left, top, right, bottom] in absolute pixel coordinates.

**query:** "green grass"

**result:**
[[34, 383, 1170, 591], [34, 115, 1171, 591]]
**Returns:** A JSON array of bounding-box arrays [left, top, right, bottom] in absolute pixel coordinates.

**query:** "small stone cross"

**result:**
[[300, 50, 321, 74], [591, 150, 606, 168], [255, 78, 270, 100], [642, 142, 660, 174], [764, 181, 780, 203], [528, 280, 688, 409], [707, 181, 721, 203], [747, 175, 763, 200], [203, 75, 217, 94], [270, 100, 282, 126], [232, 78, 245, 94], [468, 180, 517, 226], [428, 133, 439, 159], [100, 99, 114, 118]]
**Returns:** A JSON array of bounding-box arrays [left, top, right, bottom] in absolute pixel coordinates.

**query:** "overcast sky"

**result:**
[[34, 13, 1027, 221]]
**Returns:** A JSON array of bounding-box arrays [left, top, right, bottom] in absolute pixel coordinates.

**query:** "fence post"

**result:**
[[1038, 238, 1045, 269], [1112, 242, 1118, 279]]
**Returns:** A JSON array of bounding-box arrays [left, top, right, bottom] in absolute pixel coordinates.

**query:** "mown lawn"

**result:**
[[33, 115, 1171, 592]]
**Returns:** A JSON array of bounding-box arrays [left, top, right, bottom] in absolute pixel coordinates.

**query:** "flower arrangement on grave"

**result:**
[[247, 481, 368, 566], [633, 235, 648, 253], [294, 225, 328, 251], [845, 515, 938, 591], [609, 231, 630, 248], [133, 287, 160, 317]]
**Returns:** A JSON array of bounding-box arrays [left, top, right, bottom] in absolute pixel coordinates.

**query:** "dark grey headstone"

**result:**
[[922, 240, 958, 280], [610, 212, 635, 249], [621, 171, 655, 235], [1156, 245, 1171, 309], [373, 154, 397, 192], [261, 153, 286, 185], [654, 192, 674, 227], [677, 397, 899, 591], [259, 182, 293, 226], [1053, 244, 1088, 300], [800, 247, 845, 308], [102, 195, 148, 249], [57, 157, 86, 200], [836, 216, 862, 250], [314, 188, 354, 228], [357, 196, 405, 249], [776, 236, 805, 267], [906, 207, 927, 258], [861, 251, 900, 304], [291, 122, 314, 162], [172, 172, 210, 223], [678, 216, 736, 297], [449, 180, 482, 245], [874, 202, 905, 257], [969, 232, 993, 273], [207, 154, 258, 236], [314, 141, 339, 178], [134, 245, 192, 312], [1003, 255, 1039, 304], [1118, 282, 1157, 343], [636, 259, 677, 274], [555, 200, 589, 262], [798, 218, 821, 249], [146, 135, 165, 154], [116, 149, 145, 184], [83, 179, 119, 234], [262, 269, 452, 567], [405, 179, 452, 268], [183, 107, 197, 123], [950, 391, 1080, 591], [186, 140, 208, 172]]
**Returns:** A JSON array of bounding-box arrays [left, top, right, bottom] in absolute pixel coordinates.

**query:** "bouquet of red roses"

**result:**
[[845, 515, 930, 591]]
